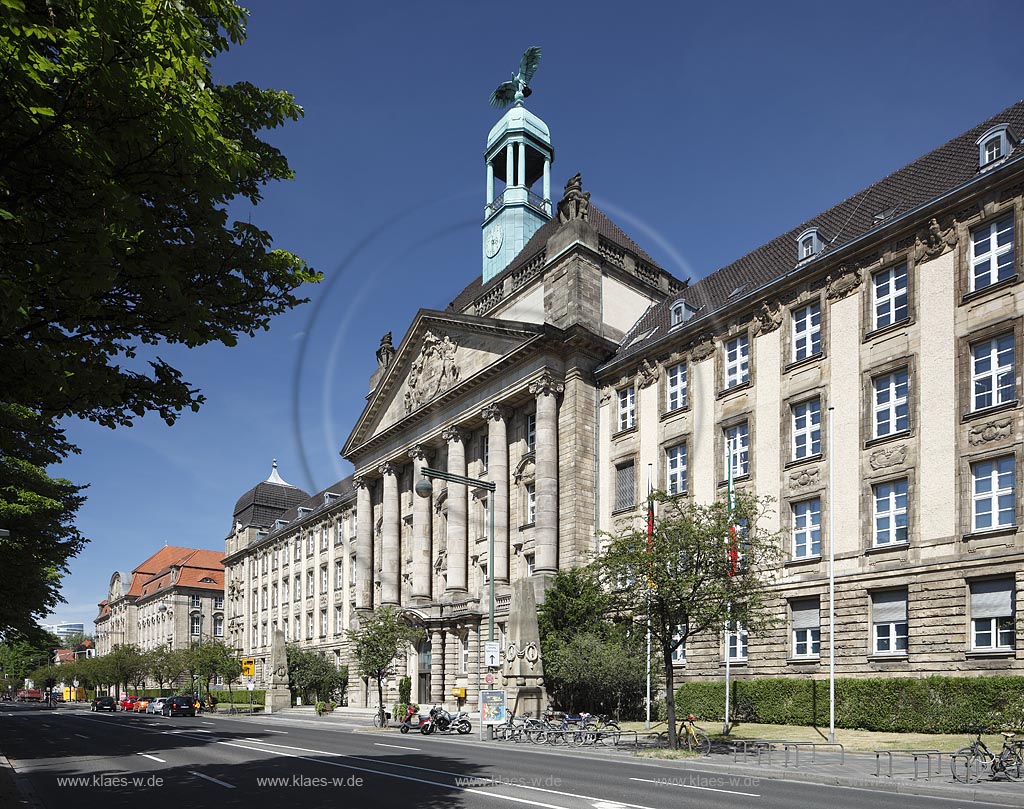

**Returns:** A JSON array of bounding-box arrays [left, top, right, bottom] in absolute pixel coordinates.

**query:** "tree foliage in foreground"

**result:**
[[0, 0, 318, 634], [590, 492, 782, 748], [286, 645, 348, 705], [346, 607, 423, 715]]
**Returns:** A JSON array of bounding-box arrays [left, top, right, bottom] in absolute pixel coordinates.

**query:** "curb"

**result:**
[[0, 752, 45, 809]]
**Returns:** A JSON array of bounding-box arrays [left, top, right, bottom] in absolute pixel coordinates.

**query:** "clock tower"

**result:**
[[482, 101, 553, 282]]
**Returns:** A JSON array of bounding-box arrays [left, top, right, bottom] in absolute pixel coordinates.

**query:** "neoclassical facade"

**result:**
[[223, 98, 1024, 706]]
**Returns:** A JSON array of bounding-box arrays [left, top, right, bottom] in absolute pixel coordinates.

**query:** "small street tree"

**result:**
[[591, 492, 782, 748], [286, 645, 348, 706], [103, 644, 146, 698], [346, 607, 423, 723]]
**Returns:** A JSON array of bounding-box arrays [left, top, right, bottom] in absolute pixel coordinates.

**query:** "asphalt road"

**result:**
[[0, 703, 1012, 809]]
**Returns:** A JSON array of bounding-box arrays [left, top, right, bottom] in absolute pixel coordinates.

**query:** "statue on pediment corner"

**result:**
[[636, 359, 658, 389], [375, 332, 395, 370], [912, 217, 958, 264], [557, 172, 590, 223]]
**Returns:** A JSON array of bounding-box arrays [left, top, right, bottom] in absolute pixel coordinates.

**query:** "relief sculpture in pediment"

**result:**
[[403, 331, 461, 414]]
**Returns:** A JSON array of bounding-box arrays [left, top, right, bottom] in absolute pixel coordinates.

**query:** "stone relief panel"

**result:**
[[968, 418, 1013, 447], [404, 331, 461, 414], [911, 217, 958, 265], [826, 266, 862, 301], [869, 444, 908, 471], [789, 466, 821, 490]]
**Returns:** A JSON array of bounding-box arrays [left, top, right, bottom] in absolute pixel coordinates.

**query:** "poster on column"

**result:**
[[479, 690, 507, 725]]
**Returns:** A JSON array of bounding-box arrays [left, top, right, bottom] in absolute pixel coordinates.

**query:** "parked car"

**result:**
[[146, 697, 167, 714], [133, 698, 150, 712], [119, 695, 139, 711], [91, 696, 116, 712], [162, 695, 196, 717]]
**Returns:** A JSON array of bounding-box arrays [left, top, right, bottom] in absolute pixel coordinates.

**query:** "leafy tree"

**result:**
[[0, 633, 58, 694], [591, 492, 782, 748], [184, 639, 236, 698], [145, 645, 189, 695], [286, 645, 348, 705], [538, 569, 645, 717], [346, 607, 423, 718], [0, 0, 318, 636], [101, 644, 146, 698]]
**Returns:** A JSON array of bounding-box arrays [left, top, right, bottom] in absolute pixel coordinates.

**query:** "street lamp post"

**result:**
[[415, 465, 496, 738]]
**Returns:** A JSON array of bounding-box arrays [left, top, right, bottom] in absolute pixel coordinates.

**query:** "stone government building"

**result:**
[[222, 97, 1024, 709]]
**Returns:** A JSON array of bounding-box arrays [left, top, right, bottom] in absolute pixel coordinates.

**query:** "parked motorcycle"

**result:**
[[420, 704, 471, 735], [399, 705, 429, 734]]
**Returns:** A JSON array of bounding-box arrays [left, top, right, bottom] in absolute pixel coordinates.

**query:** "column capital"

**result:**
[[529, 372, 564, 398], [378, 461, 397, 477], [408, 444, 433, 462], [480, 403, 508, 423], [353, 475, 371, 490], [441, 425, 469, 445]]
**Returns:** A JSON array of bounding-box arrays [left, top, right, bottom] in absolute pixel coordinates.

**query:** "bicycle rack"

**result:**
[[874, 749, 942, 780]]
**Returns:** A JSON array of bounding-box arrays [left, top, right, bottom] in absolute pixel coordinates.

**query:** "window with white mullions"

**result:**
[[725, 422, 749, 478], [666, 443, 687, 496], [873, 478, 908, 546], [726, 622, 747, 661], [525, 483, 536, 524], [971, 456, 1015, 531], [970, 579, 1015, 650], [666, 362, 687, 411], [792, 398, 821, 459], [791, 598, 820, 657], [617, 385, 636, 431], [792, 498, 821, 559], [872, 263, 908, 330], [724, 336, 749, 388], [614, 461, 635, 511], [871, 591, 908, 654], [972, 334, 1015, 410], [792, 302, 821, 361], [525, 413, 536, 452], [873, 369, 909, 437], [971, 215, 1015, 291]]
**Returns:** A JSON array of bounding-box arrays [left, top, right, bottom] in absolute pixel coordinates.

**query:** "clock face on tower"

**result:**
[[485, 224, 503, 258]]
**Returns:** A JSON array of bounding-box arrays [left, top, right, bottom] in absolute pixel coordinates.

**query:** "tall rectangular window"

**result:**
[[459, 635, 469, 674], [872, 263, 908, 330], [525, 553, 535, 576], [294, 538, 302, 560], [320, 565, 328, 593], [872, 591, 908, 655], [972, 334, 1015, 411], [282, 544, 289, 565], [480, 435, 489, 470], [525, 483, 536, 524], [293, 615, 300, 640], [282, 579, 289, 602], [792, 302, 821, 361], [666, 443, 687, 496], [335, 559, 344, 590], [271, 583, 278, 607], [213, 616, 224, 637], [306, 612, 313, 640], [724, 336, 750, 388], [191, 615, 202, 636], [294, 575, 301, 601], [335, 605, 343, 634], [873, 479, 908, 545], [970, 214, 1015, 291], [671, 626, 686, 664], [525, 413, 536, 453], [791, 599, 820, 657], [792, 498, 821, 558], [191, 594, 201, 608], [726, 622, 747, 661], [725, 422, 749, 478], [614, 461, 635, 511], [320, 609, 328, 637], [666, 362, 687, 411], [970, 579, 1015, 650], [792, 398, 821, 459], [972, 456, 1016, 531], [307, 569, 315, 595], [307, 534, 314, 554], [873, 369, 909, 437], [617, 385, 636, 431]]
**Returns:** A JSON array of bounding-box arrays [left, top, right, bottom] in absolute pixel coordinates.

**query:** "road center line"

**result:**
[[629, 776, 760, 798], [263, 729, 288, 733], [190, 771, 235, 789], [137, 753, 166, 763], [374, 742, 421, 751], [74, 734, 89, 739]]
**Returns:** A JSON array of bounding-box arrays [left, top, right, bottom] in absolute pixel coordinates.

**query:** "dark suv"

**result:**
[[162, 696, 196, 717], [91, 696, 116, 712]]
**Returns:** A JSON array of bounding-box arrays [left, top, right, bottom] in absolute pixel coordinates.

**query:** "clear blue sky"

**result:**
[[50, 0, 1024, 628]]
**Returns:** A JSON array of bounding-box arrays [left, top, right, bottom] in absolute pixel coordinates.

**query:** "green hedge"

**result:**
[[209, 689, 264, 705], [674, 676, 1024, 734]]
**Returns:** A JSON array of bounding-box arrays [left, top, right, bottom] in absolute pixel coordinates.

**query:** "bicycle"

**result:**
[[372, 705, 391, 728], [951, 730, 1023, 782], [590, 713, 622, 746], [658, 714, 711, 755], [494, 711, 539, 742]]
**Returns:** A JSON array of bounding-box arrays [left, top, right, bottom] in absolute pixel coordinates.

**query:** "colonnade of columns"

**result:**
[[485, 141, 553, 209], [352, 372, 563, 612]]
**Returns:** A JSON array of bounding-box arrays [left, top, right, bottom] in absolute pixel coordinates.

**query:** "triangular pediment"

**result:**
[[343, 310, 545, 455]]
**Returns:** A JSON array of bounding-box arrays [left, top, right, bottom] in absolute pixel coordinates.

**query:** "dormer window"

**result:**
[[976, 125, 1016, 169], [273, 519, 288, 531], [797, 228, 823, 261], [670, 299, 697, 327], [297, 507, 313, 518]]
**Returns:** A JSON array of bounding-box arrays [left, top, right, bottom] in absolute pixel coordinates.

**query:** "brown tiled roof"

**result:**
[[607, 99, 1024, 365], [447, 204, 671, 313], [232, 477, 311, 531], [135, 548, 225, 597]]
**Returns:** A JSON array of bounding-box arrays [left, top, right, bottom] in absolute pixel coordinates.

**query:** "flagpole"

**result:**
[[828, 406, 836, 744], [645, 463, 653, 730], [724, 450, 733, 736]]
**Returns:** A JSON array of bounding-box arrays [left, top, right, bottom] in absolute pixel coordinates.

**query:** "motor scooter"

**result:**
[[420, 704, 471, 735], [399, 705, 429, 734]]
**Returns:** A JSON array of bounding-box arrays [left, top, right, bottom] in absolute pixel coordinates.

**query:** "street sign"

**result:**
[[484, 641, 500, 667], [478, 690, 506, 725], [241, 658, 255, 677], [484, 673, 494, 685], [246, 679, 255, 691]]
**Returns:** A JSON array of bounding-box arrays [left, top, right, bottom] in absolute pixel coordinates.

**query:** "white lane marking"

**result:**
[[629, 776, 760, 798], [189, 771, 235, 789], [263, 729, 288, 733], [374, 742, 420, 751], [74, 734, 89, 739], [137, 753, 166, 763], [217, 739, 583, 809], [202, 721, 215, 725], [226, 738, 660, 809], [191, 729, 212, 733]]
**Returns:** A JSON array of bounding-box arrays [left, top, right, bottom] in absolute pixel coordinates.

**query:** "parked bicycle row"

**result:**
[[491, 709, 622, 747]]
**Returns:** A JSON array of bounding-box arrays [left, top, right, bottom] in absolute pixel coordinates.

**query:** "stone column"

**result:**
[[486, 162, 494, 206], [409, 445, 433, 600], [379, 462, 399, 606], [443, 426, 468, 593], [354, 476, 373, 610], [466, 622, 480, 706], [543, 157, 551, 210], [505, 143, 514, 191], [430, 628, 444, 705], [531, 373, 563, 574], [482, 403, 509, 583], [518, 141, 526, 187]]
